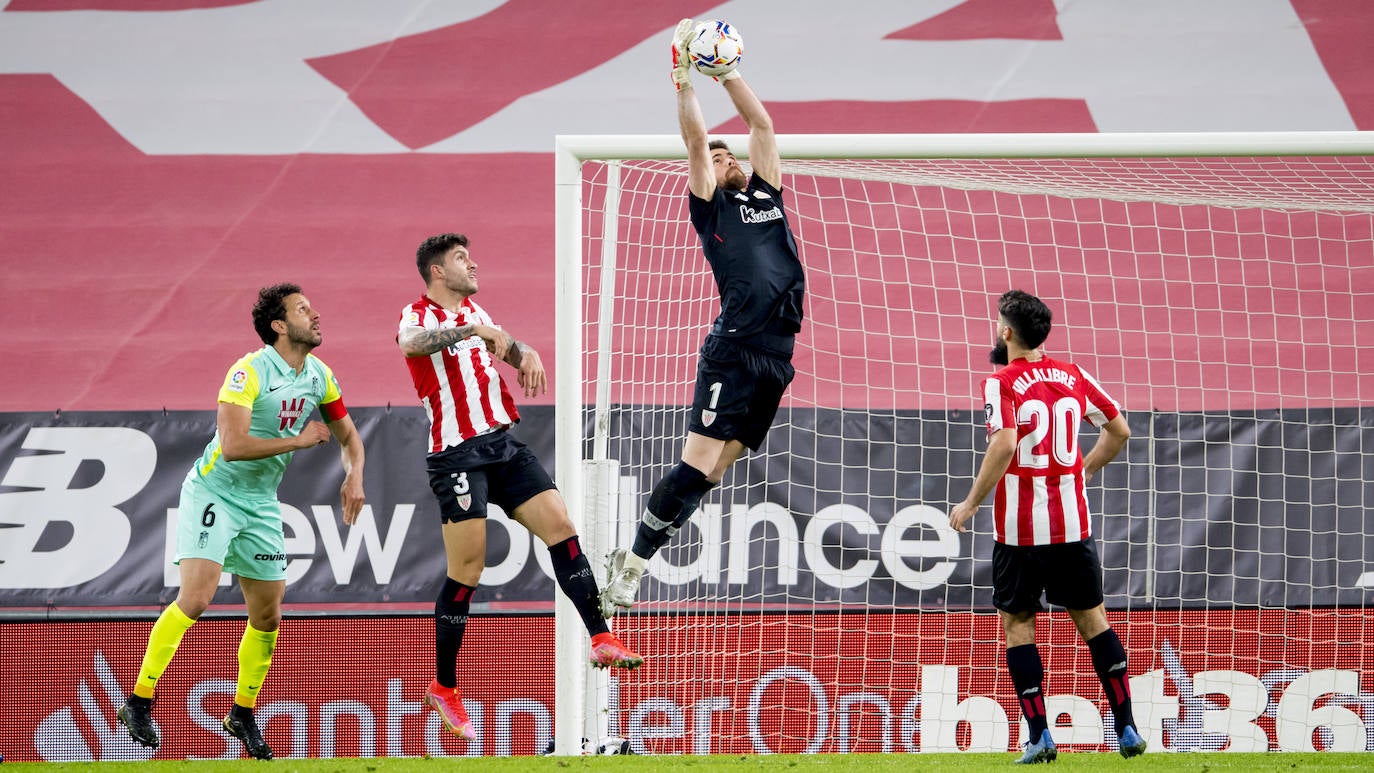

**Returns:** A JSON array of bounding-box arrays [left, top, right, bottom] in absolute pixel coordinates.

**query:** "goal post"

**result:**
[[553, 132, 1374, 756]]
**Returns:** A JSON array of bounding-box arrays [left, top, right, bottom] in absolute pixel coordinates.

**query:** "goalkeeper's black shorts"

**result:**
[[991, 536, 1105, 614], [687, 334, 795, 451]]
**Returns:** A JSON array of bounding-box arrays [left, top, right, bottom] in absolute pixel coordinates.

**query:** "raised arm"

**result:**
[[722, 76, 779, 189], [503, 336, 547, 398], [672, 19, 716, 200], [398, 322, 510, 363]]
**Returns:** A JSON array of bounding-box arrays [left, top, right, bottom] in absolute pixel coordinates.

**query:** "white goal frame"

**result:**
[[550, 131, 1374, 756]]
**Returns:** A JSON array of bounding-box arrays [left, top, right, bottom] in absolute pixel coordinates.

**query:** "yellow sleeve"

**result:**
[[217, 353, 261, 408]]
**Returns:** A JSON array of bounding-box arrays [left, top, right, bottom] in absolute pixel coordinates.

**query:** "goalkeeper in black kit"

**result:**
[[600, 19, 805, 618]]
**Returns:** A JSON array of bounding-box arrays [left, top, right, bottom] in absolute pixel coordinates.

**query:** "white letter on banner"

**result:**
[[1194, 670, 1269, 751], [803, 504, 878, 590], [311, 503, 413, 584], [727, 502, 800, 586], [748, 666, 829, 754], [650, 503, 724, 586], [836, 691, 892, 752], [1023, 695, 1101, 747], [1275, 670, 1366, 751], [692, 697, 731, 755], [629, 698, 685, 755], [920, 665, 1008, 752], [883, 504, 959, 591], [0, 427, 152, 588], [1126, 669, 1176, 752]]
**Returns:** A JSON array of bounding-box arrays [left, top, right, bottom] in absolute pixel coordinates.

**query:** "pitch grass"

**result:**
[[6, 753, 1372, 773]]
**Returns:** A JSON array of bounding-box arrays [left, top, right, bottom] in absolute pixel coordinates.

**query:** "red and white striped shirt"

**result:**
[[981, 356, 1121, 546], [399, 295, 519, 453]]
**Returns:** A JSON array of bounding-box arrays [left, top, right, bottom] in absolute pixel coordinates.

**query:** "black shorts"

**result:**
[[687, 335, 795, 451], [991, 537, 1105, 614], [425, 430, 556, 524]]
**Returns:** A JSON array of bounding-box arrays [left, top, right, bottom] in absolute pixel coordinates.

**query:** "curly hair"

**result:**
[[252, 283, 302, 345]]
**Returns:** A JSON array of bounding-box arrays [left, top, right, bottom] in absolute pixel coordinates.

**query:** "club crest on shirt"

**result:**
[[984, 403, 994, 423], [702, 409, 716, 427], [457, 494, 472, 511]]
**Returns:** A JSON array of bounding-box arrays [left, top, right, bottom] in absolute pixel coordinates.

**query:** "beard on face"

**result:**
[[989, 340, 1009, 366], [723, 166, 748, 190], [286, 321, 321, 348]]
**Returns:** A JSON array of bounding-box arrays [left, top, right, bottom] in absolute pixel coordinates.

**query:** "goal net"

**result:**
[[553, 133, 1374, 756]]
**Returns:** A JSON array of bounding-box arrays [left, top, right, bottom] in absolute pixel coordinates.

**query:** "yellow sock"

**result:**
[[234, 623, 279, 709], [133, 601, 196, 699]]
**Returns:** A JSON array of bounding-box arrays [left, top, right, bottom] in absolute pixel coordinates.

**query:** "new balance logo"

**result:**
[[0, 428, 152, 589]]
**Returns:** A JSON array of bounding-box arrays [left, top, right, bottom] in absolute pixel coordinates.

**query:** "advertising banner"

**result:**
[[3, 610, 1371, 761], [0, 407, 1371, 608]]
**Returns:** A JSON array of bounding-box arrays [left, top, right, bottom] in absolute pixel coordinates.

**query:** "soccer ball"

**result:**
[[686, 20, 743, 77]]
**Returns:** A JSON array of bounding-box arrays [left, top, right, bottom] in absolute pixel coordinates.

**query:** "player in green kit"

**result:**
[[117, 283, 366, 760]]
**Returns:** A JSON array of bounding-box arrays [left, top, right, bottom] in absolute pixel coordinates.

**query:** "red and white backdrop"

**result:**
[[2, 0, 1373, 761], [2, 0, 1372, 413]]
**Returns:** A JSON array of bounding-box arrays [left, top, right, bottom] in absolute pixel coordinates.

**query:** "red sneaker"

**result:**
[[589, 632, 645, 670], [425, 679, 475, 740]]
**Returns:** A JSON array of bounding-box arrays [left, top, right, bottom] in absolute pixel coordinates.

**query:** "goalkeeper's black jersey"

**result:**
[[688, 173, 805, 356]]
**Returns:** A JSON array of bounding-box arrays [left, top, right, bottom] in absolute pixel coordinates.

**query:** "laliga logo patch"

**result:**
[[405, 309, 420, 326], [228, 369, 248, 393], [701, 409, 716, 427]]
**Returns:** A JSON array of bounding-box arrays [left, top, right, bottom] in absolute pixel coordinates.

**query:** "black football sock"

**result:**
[[631, 462, 716, 559], [1087, 628, 1136, 736], [1007, 643, 1048, 744], [549, 535, 609, 637], [435, 577, 475, 688]]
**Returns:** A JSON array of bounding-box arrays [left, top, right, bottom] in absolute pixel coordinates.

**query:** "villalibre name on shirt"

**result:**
[[1011, 366, 1077, 395]]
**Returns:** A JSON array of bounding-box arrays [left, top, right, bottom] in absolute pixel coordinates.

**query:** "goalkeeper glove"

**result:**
[[671, 18, 694, 90]]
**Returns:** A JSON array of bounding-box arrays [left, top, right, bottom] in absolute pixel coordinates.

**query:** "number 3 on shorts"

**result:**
[[451, 471, 470, 495]]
